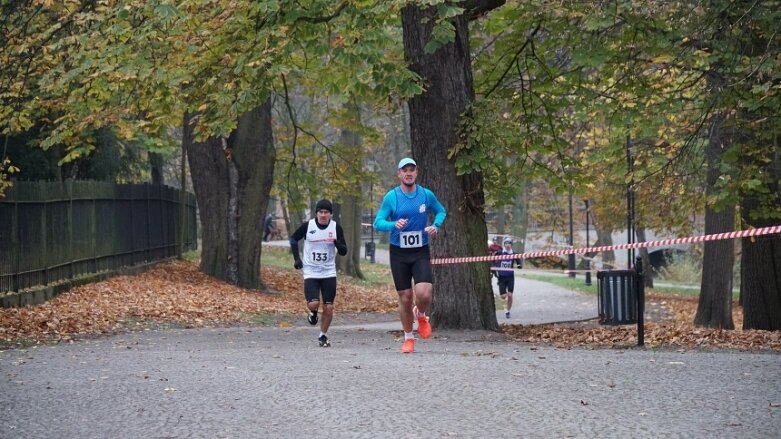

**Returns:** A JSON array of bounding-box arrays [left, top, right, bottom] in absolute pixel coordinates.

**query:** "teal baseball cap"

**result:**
[[398, 157, 417, 169]]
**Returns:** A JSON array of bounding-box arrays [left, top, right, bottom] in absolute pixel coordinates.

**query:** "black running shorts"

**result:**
[[304, 277, 337, 304], [497, 275, 515, 295], [389, 245, 432, 291]]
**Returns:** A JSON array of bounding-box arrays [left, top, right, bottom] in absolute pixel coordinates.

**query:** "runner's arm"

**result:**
[[334, 224, 348, 256], [289, 223, 308, 263], [373, 191, 398, 232], [425, 188, 446, 229]]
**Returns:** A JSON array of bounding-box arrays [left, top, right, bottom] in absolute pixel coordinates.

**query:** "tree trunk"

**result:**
[[510, 180, 529, 252], [149, 152, 165, 185], [335, 102, 365, 279], [280, 196, 291, 242], [184, 101, 276, 290], [594, 222, 615, 269], [695, 89, 736, 329], [741, 155, 781, 330], [495, 206, 506, 235], [335, 197, 364, 279], [176, 126, 189, 259], [402, 5, 497, 330]]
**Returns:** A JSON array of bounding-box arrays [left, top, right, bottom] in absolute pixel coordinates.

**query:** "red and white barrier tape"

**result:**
[[431, 225, 781, 265]]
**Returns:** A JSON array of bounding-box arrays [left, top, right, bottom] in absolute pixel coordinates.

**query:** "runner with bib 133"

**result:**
[[373, 157, 446, 353]]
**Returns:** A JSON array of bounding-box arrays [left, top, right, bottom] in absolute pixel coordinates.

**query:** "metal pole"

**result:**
[[584, 199, 591, 286], [626, 135, 634, 269], [568, 192, 575, 277], [369, 179, 375, 264], [635, 256, 645, 346], [179, 127, 187, 258]]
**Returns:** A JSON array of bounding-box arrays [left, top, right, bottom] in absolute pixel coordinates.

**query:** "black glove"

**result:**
[[294, 259, 303, 269], [335, 241, 347, 256]]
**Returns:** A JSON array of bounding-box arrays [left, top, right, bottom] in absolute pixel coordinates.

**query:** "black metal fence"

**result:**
[[0, 181, 197, 294]]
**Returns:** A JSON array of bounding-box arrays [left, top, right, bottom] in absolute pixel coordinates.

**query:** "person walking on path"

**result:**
[[488, 235, 502, 256], [373, 157, 447, 353], [488, 235, 503, 287], [289, 199, 348, 347], [495, 237, 522, 318], [263, 213, 276, 242]]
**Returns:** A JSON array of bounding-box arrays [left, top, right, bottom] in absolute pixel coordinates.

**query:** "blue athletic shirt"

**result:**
[[373, 185, 446, 248], [496, 249, 518, 277]]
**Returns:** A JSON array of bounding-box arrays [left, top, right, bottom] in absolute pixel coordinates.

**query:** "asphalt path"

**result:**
[[1, 242, 779, 438]]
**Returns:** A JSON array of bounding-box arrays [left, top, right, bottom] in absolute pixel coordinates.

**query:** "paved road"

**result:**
[[1, 243, 779, 438], [2, 324, 779, 438]]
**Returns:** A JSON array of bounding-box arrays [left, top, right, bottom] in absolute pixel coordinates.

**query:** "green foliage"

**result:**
[[3, 0, 778, 230], [1, 0, 427, 206], [0, 156, 19, 198], [463, 0, 779, 234], [267, 1, 423, 212]]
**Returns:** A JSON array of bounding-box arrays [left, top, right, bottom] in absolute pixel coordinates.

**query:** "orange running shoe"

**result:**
[[414, 306, 432, 339], [401, 338, 415, 353]]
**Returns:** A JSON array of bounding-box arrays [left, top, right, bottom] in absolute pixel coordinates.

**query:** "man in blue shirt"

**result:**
[[374, 158, 447, 353]]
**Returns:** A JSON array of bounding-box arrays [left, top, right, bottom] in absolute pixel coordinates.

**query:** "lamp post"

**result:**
[[568, 192, 575, 278], [626, 135, 635, 269], [369, 178, 375, 263], [367, 160, 377, 264], [584, 199, 591, 286]]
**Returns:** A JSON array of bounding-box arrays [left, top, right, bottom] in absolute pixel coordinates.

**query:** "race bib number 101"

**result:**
[[399, 231, 423, 248]]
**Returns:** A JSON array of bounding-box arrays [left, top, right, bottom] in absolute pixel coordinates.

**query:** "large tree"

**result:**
[[185, 103, 275, 288], [695, 106, 736, 329], [676, 2, 781, 329], [2, 1, 419, 289], [469, 1, 779, 330], [401, 1, 505, 330]]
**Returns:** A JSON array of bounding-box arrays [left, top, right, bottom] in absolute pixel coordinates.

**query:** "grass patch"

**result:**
[[261, 245, 295, 268], [182, 249, 201, 262], [520, 273, 600, 295], [521, 271, 741, 300]]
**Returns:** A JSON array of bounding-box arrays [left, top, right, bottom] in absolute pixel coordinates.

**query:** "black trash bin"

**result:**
[[364, 241, 375, 263], [597, 270, 637, 325]]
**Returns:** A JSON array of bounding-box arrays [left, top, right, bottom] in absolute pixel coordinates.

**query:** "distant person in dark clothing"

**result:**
[[488, 235, 502, 256], [263, 214, 276, 242], [488, 235, 503, 284], [495, 237, 522, 318]]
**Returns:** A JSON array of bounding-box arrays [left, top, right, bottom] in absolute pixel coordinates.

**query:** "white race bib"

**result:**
[[399, 231, 423, 248]]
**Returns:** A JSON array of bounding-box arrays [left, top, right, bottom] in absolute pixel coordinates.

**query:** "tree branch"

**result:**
[[461, 0, 506, 21], [484, 24, 541, 98], [294, 1, 348, 24]]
